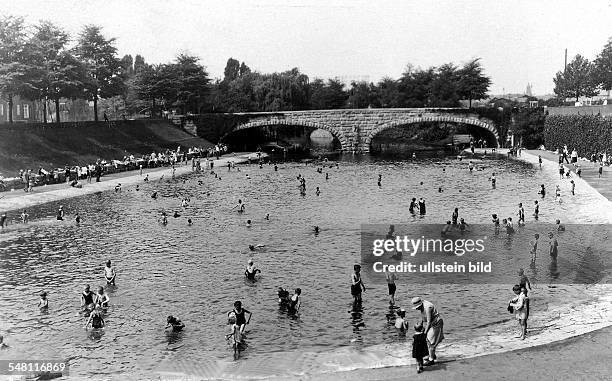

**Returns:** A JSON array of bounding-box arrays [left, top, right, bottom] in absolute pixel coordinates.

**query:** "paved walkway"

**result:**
[[326, 325, 612, 381], [525, 149, 612, 202], [0, 152, 265, 213]]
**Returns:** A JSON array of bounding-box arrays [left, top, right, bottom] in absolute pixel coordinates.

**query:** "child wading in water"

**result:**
[[412, 322, 429, 373], [38, 291, 48, 310]]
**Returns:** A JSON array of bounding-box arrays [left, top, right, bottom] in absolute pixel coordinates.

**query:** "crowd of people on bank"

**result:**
[[0, 145, 230, 193]]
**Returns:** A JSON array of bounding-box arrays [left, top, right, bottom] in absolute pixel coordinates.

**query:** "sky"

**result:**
[[3, 0, 612, 95]]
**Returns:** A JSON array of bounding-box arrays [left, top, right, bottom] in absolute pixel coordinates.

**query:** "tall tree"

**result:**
[[376, 77, 400, 108], [594, 37, 612, 97], [398, 66, 436, 107], [74, 25, 125, 121], [26, 21, 87, 123], [120, 54, 134, 75], [346, 81, 373, 109], [458, 58, 491, 108], [429, 63, 460, 107], [223, 58, 240, 82], [170, 54, 211, 114], [134, 54, 146, 73], [553, 54, 598, 101], [0, 16, 29, 123]]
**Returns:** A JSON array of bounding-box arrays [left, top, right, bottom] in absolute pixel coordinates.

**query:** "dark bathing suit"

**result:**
[[92, 314, 103, 328], [351, 274, 363, 296], [234, 309, 247, 326], [83, 292, 94, 305]]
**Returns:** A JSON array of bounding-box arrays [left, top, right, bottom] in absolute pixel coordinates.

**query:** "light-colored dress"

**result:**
[[421, 300, 444, 347]]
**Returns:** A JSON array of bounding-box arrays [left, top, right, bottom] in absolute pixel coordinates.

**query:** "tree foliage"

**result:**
[[26, 21, 87, 123], [594, 37, 612, 93], [74, 25, 125, 121], [458, 58, 491, 108], [553, 54, 598, 101], [0, 16, 30, 123]]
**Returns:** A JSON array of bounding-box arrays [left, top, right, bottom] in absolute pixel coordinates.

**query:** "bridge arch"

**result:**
[[363, 115, 500, 149], [222, 119, 349, 150]]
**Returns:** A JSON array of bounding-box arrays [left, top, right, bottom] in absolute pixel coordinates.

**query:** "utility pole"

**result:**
[[564, 49, 567, 73]]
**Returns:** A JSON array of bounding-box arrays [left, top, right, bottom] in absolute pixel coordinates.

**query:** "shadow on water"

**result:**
[[573, 246, 605, 284]]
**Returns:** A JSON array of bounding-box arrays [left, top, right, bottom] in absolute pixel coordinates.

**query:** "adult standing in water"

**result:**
[[412, 297, 444, 366], [409, 198, 417, 214], [418, 198, 426, 215]]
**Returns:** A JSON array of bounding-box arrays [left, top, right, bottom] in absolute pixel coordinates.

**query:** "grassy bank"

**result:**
[[0, 120, 213, 175]]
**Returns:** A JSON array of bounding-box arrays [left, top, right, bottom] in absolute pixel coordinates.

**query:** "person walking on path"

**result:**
[[412, 297, 444, 366]]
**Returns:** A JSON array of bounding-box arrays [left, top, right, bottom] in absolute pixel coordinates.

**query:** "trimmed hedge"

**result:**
[[544, 115, 612, 155]]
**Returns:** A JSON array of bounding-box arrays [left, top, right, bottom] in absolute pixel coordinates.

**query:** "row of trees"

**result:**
[[0, 16, 126, 123], [207, 58, 491, 112], [553, 37, 612, 101], [1, 15, 493, 123]]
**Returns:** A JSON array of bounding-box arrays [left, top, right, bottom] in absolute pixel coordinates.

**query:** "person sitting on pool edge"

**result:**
[[166, 316, 185, 332]]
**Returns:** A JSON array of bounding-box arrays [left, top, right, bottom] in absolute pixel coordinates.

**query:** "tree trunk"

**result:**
[[152, 98, 156, 118], [8, 95, 13, 123], [93, 97, 98, 121], [55, 98, 61, 124], [43, 100, 47, 124]]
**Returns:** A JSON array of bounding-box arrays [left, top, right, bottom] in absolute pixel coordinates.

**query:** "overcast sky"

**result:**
[[3, 0, 612, 95]]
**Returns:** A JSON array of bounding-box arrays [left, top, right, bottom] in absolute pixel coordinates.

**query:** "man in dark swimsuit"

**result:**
[[81, 285, 95, 310], [229, 301, 252, 334]]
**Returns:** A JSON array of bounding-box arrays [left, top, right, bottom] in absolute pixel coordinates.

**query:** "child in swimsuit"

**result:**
[[38, 291, 48, 310], [104, 260, 116, 285], [84, 307, 105, 329], [95, 286, 110, 308]]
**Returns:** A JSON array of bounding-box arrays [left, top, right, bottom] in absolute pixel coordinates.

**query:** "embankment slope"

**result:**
[[0, 120, 213, 174]]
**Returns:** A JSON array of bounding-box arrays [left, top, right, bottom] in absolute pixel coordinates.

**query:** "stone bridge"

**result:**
[[191, 108, 500, 152]]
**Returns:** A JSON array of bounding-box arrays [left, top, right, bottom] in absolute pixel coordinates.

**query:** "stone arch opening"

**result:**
[[364, 116, 500, 151], [222, 119, 348, 151]]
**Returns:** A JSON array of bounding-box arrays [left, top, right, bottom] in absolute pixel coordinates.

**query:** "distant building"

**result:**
[[565, 89, 610, 106], [0, 96, 38, 123], [0, 94, 94, 123], [525, 83, 533, 97]]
